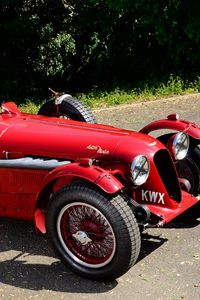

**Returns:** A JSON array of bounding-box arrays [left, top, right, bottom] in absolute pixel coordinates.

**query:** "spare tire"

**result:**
[[38, 95, 96, 124]]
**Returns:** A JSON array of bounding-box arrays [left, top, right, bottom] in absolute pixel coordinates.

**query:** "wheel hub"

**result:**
[[57, 202, 116, 267], [179, 177, 191, 192], [72, 230, 92, 245]]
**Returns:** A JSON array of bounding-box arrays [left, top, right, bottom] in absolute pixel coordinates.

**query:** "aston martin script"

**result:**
[[86, 144, 110, 154]]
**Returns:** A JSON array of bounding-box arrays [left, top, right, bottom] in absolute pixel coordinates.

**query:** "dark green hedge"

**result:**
[[1, 0, 200, 100]]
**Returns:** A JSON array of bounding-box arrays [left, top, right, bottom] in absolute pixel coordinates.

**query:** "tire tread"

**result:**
[[46, 182, 141, 281]]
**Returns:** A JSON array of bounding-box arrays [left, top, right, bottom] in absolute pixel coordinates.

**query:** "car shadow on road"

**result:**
[[0, 212, 199, 293], [0, 218, 117, 293], [165, 203, 200, 229], [138, 206, 200, 262], [139, 232, 168, 262]]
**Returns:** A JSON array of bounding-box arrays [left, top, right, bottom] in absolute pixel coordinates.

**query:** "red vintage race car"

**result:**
[[140, 114, 200, 196], [0, 101, 199, 281]]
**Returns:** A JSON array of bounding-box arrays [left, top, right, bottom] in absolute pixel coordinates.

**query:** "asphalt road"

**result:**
[[1, 94, 200, 300]]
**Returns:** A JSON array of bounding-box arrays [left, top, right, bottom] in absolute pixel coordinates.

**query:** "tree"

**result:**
[[0, 0, 200, 99]]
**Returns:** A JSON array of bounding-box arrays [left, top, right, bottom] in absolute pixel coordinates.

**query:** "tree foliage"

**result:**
[[0, 0, 200, 99]]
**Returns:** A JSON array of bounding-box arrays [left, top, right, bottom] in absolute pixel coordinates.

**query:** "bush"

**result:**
[[1, 1, 200, 101]]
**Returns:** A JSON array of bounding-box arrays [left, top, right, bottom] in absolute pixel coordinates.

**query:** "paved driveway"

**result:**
[[1, 94, 200, 300]]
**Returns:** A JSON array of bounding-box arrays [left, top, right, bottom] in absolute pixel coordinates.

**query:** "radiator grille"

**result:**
[[154, 149, 181, 202]]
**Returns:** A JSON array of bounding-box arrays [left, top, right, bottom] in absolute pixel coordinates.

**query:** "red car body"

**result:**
[[140, 113, 200, 140], [1, 101, 200, 280], [0, 103, 198, 230], [140, 114, 200, 195]]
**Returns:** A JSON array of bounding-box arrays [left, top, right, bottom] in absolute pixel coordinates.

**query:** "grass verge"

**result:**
[[19, 75, 200, 112], [78, 75, 200, 108], [19, 101, 41, 114]]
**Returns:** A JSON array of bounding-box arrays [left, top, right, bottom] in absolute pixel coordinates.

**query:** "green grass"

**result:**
[[19, 101, 41, 114], [18, 75, 200, 111], [78, 75, 200, 109]]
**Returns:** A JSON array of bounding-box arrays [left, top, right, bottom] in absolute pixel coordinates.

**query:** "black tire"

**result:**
[[158, 134, 200, 195], [46, 182, 141, 281], [38, 96, 96, 123]]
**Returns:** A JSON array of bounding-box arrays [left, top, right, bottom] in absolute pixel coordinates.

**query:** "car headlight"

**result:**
[[171, 132, 189, 160], [130, 155, 150, 186]]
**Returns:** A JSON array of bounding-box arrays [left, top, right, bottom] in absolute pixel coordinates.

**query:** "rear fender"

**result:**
[[140, 117, 200, 140], [34, 162, 124, 233]]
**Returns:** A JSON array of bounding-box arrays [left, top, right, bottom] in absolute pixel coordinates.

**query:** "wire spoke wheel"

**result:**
[[57, 202, 116, 268], [46, 182, 141, 281]]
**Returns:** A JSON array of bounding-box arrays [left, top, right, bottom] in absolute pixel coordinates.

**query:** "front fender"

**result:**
[[34, 162, 124, 233], [140, 117, 200, 140], [39, 162, 123, 194]]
